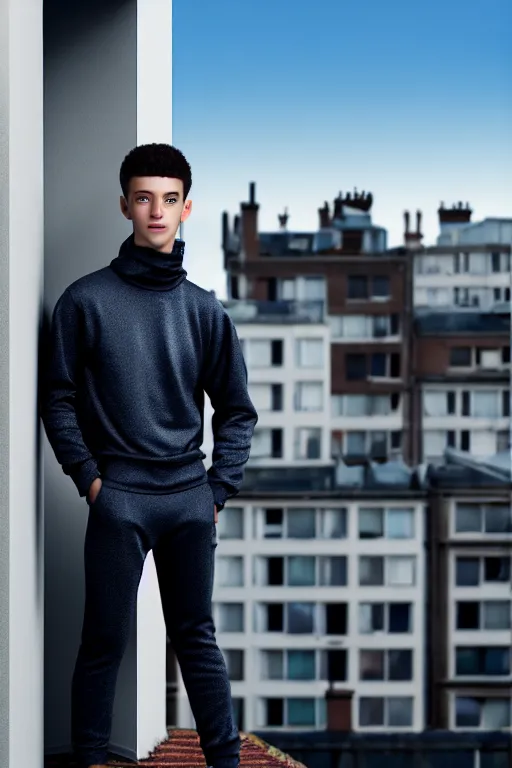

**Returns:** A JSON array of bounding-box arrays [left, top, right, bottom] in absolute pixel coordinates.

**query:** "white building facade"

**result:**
[[446, 496, 512, 731]]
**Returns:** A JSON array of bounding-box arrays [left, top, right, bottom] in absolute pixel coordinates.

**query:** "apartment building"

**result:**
[[426, 450, 512, 731], [210, 462, 426, 733], [404, 203, 511, 311], [222, 183, 414, 465], [412, 310, 510, 465], [223, 299, 331, 464]]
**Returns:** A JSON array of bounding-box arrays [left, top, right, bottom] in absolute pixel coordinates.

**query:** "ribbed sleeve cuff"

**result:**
[[65, 458, 101, 498], [208, 481, 230, 511]]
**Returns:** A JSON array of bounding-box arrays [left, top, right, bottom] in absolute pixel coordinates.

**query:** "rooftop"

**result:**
[[44, 729, 306, 768]]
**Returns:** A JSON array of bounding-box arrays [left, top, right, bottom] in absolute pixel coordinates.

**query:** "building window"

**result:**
[[249, 382, 283, 412], [329, 314, 400, 340], [332, 393, 400, 417], [258, 507, 323, 539], [247, 339, 284, 367], [359, 697, 413, 728], [359, 556, 416, 587], [222, 649, 244, 681], [358, 507, 415, 539], [359, 649, 413, 681], [262, 697, 325, 727], [255, 602, 316, 634], [294, 427, 321, 459], [455, 556, 511, 586], [261, 650, 317, 681], [372, 275, 391, 299], [294, 381, 323, 411], [456, 600, 511, 631], [455, 502, 512, 534], [449, 347, 472, 367], [216, 603, 245, 632], [250, 428, 283, 458], [319, 508, 347, 538], [455, 647, 510, 676], [318, 557, 347, 586], [346, 353, 367, 380], [359, 602, 412, 634], [323, 603, 348, 635], [370, 352, 401, 378], [295, 338, 324, 368], [215, 557, 244, 587], [455, 696, 511, 729], [321, 649, 348, 682], [287, 508, 317, 538], [347, 275, 368, 299], [217, 507, 244, 540]]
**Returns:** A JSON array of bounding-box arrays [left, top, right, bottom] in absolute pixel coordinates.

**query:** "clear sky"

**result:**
[[173, 0, 512, 298]]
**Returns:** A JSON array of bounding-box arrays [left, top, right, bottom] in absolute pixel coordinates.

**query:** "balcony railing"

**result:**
[[223, 299, 325, 324]]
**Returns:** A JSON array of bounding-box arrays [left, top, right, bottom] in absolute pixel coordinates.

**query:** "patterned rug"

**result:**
[[44, 728, 306, 768]]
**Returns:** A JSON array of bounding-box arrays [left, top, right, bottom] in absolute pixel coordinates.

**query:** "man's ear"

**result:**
[[181, 199, 192, 222], [120, 196, 131, 220]]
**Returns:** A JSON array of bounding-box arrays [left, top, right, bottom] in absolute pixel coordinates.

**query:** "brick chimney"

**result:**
[[404, 209, 423, 250], [240, 181, 259, 261], [438, 201, 472, 224], [318, 201, 331, 228], [325, 686, 353, 730]]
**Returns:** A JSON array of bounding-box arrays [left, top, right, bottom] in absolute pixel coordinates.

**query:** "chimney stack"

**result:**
[[325, 685, 353, 731], [318, 201, 331, 228], [403, 209, 423, 250], [240, 181, 260, 261], [438, 201, 472, 224], [278, 207, 289, 230]]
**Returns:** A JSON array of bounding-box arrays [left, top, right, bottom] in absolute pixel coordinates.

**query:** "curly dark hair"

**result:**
[[119, 143, 192, 201]]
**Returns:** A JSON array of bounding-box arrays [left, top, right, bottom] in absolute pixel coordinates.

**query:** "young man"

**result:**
[[41, 143, 258, 768]]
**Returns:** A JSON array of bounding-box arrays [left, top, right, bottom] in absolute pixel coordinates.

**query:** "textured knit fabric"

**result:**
[[41, 233, 258, 511], [71, 482, 240, 768]]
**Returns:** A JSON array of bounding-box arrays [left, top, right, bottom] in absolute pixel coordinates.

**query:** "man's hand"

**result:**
[[88, 477, 102, 504], [214, 505, 218, 524]]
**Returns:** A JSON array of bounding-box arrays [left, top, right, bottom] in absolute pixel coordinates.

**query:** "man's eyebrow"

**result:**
[[133, 189, 181, 197]]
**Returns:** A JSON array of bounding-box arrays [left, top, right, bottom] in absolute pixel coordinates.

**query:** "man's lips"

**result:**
[[148, 225, 166, 229]]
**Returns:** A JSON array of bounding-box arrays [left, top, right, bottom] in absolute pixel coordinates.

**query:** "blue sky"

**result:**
[[173, 0, 512, 297]]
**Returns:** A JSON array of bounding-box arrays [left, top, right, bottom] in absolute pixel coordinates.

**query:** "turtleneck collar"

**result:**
[[109, 232, 188, 291]]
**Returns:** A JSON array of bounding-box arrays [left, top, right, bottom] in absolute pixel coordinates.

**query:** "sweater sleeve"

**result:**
[[40, 289, 101, 497], [202, 303, 258, 510]]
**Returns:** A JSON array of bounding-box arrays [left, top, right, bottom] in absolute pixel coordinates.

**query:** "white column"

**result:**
[[0, 2, 45, 768], [43, 0, 172, 761]]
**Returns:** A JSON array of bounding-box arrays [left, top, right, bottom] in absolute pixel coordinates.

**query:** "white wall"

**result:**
[[0, 2, 45, 768], [43, 0, 171, 761]]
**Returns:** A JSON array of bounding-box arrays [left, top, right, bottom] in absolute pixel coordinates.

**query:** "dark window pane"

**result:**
[[485, 647, 510, 675], [388, 650, 412, 680], [287, 602, 314, 634], [456, 647, 479, 675], [456, 602, 480, 629], [360, 650, 384, 680], [455, 697, 480, 727], [450, 347, 472, 366], [327, 649, 347, 682], [371, 353, 386, 377], [387, 697, 413, 727], [271, 383, 283, 411], [456, 557, 479, 586], [461, 391, 470, 416], [266, 698, 283, 726], [484, 557, 510, 582], [267, 603, 283, 631], [372, 276, 390, 298], [271, 429, 283, 458], [485, 504, 512, 533], [271, 340, 283, 365], [389, 603, 411, 633], [447, 391, 456, 414], [481, 753, 510, 768], [347, 275, 368, 299], [460, 430, 470, 451], [359, 697, 384, 726], [268, 557, 284, 586], [325, 603, 347, 635], [346, 353, 366, 380], [266, 508, 283, 525], [447, 430, 456, 447]]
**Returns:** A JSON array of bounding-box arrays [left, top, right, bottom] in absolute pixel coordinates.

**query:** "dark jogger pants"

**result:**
[[71, 480, 240, 768]]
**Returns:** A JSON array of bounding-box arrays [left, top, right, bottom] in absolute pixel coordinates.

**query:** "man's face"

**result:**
[[120, 176, 192, 252]]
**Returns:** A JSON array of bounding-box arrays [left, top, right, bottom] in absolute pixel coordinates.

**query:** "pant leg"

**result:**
[[71, 484, 150, 768], [152, 482, 240, 768]]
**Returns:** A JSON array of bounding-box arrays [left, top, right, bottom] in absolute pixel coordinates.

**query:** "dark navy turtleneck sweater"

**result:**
[[41, 232, 258, 510]]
